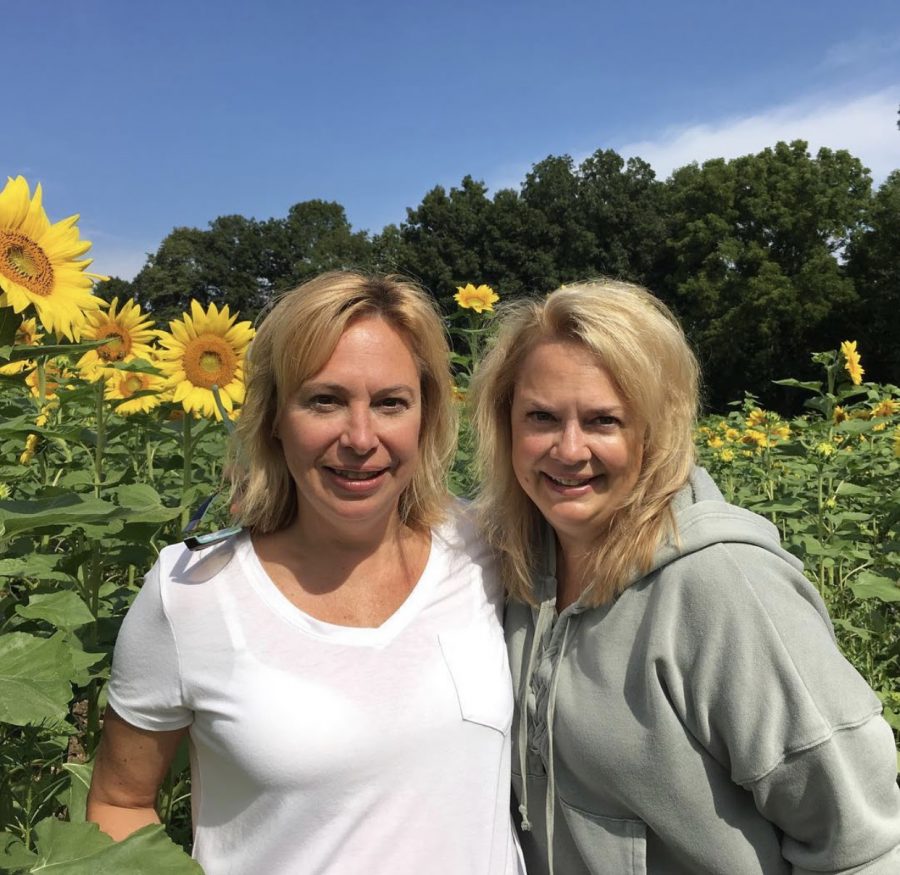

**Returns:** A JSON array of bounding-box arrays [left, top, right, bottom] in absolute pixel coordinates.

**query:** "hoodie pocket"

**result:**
[[559, 799, 647, 875], [439, 627, 514, 734]]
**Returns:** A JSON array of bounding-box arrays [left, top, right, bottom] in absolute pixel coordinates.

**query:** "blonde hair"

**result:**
[[470, 279, 699, 606], [231, 271, 456, 533]]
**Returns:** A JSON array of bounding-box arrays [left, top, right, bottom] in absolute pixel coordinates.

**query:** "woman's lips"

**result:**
[[542, 471, 601, 494], [323, 466, 390, 492]]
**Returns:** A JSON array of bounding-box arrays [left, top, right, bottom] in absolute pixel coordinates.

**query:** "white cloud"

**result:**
[[616, 89, 900, 185]]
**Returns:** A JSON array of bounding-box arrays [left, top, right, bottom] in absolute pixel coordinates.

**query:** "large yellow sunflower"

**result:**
[[0, 176, 107, 340], [156, 300, 254, 420], [76, 297, 157, 381], [0, 316, 43, 375], [105, 369, 166, 416]]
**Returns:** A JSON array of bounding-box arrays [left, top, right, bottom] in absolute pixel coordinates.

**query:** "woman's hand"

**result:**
[[86, 707, 189, 841]]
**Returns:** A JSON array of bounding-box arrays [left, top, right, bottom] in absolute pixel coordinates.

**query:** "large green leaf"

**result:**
[[28, 820, 201, 874], [16, 593, 94, 631], [0, 494, 118, 539], [849, 571, 900, 603], [0, 633, 85, 727]]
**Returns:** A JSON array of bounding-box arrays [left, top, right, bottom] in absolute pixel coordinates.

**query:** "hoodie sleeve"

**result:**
[[660, 540, 900, 874]]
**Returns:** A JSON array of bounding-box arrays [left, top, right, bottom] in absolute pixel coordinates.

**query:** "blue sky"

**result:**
[[7, 0, 900, 279]]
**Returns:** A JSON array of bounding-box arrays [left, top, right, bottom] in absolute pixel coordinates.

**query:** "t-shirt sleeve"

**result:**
[[106, 560, 193, 731]]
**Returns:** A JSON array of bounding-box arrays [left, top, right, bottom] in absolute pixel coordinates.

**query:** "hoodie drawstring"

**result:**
[[517, 592, 555, 831], [544, 617, 569, 875]]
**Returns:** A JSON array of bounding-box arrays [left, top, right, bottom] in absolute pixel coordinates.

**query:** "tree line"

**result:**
[[108, 139, 900, 411]]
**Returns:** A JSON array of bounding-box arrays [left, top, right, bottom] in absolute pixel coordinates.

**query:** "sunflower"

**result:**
[[871, 398, 897, 418], [745, 408, 767, 428], [24, 359, 69, 400], [76, 297, 157, 381], [454, 283, 499, 313], [105, 369, 166, 415], [0, 317, 43, 375], [0, 176, 107, 340], [156, 300, 254, 420], [839, 340, 864, 386]]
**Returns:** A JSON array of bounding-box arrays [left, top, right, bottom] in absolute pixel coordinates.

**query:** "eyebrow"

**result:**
[[516, 395, 627, 417], [301, 382, 416, 396]]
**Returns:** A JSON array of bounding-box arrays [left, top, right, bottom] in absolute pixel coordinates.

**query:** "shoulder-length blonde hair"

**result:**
[[470, 279, 700, 606], [230, 271, 456, 534]]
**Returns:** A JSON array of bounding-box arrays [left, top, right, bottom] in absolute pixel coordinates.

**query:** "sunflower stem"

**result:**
[[93, 380, 106, 497], [181, 415, 193, 528]]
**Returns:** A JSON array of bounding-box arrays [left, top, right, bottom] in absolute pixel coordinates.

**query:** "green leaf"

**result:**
[[771, 378, 822, 393], [28, 819, 202, 874], [1, 339, 106, 364], [831, 617, 872, 641], [64, 636, 106, 687], [0, 556, 75, 585], [0, 494, 118, 539], [112, 484, 182, 525], [849, 571, 900, 603], [0, 633, 77, 727], [835, 418, 874, 434], [835, 482, 878, 498], [62, 762, 94, 823], [0, 829, 38, 872], [16, 592, 95, 631]]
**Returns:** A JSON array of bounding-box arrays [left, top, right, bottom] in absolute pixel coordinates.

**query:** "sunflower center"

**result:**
[[0, 231, 55, 296], [183, 334, 238, 389], [121, 375, 145, 396], [96, 326, 130, 362]]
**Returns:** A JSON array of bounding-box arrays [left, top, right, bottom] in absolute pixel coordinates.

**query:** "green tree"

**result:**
[[262, 200, 372, 300], [130, 202, 371, 323], [658, 141, 871, 408], [846, 170, 900, 382], [397, 176, 496, 307]]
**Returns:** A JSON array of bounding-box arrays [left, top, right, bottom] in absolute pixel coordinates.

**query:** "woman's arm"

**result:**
[[86, 707, 189, 841]]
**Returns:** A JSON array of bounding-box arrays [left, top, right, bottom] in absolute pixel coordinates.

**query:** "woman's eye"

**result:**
[[528, 410, 555, 423], [378, 397, 409, 412], [593, 415, 620, 428], [308, 394, 338, 410]]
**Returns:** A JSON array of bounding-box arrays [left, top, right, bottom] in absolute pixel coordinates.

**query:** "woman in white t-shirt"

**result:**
[[87, 272, 525, 875]]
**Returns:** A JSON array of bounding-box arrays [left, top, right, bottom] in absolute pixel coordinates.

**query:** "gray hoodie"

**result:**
[[507, 467, 900, 875]]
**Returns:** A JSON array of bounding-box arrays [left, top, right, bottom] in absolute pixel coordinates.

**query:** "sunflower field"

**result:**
[[0, 178, 898, 872]]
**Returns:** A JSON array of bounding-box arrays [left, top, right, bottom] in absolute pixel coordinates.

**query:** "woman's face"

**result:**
[[510, 339, 644, 555], [275, 316, 422, 536]]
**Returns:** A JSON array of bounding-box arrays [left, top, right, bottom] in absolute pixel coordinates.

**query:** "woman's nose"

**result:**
[[339, 407, 378, 454], [551, 421, 591, 464]]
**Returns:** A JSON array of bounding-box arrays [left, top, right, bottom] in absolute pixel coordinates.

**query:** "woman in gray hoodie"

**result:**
[[470, 279, 900, 875]]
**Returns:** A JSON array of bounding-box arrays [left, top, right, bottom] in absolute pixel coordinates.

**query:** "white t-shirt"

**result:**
[[107, 507, 525, 875]]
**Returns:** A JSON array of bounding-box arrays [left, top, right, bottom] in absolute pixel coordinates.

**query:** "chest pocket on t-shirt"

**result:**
[[439, 627, 514, 734]]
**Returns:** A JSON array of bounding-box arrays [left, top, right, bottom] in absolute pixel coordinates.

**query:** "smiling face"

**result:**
[[275, 315, 422, 539], [510, 339, 644, 556]]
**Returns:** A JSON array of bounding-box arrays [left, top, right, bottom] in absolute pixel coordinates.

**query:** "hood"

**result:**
[[646, 466, 804, 579]]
